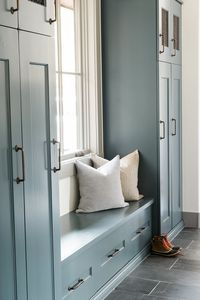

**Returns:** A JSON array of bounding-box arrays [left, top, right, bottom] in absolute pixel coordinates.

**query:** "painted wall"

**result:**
[[182, 0, 200, 214]]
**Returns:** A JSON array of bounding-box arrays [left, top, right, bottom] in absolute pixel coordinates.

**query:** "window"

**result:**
[[56, 0, 103, 160]]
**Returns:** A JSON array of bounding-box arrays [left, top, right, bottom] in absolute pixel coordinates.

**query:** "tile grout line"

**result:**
[[148, 281, 160, 296], [186, 240, 194, 249], [169, 257, 179, 270]]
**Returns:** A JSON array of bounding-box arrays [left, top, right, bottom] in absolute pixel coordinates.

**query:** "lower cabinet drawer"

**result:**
[[61, 205, 152, 299], [61, 252, 95, 300]]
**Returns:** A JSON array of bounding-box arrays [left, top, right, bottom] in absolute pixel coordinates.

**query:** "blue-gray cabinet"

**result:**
[[159, 0, 182, 65], [159, 62, 182, 233], [159, 62, 171, 234], [102, 0, 182, 235], [0, 18, 60, 300], [170, 64, 182, 228], [0, 0, 55, 36], [0, 25, 27, 300]]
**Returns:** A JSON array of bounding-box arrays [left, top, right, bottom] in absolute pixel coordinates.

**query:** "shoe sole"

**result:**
[[151, 250, 180, 257]]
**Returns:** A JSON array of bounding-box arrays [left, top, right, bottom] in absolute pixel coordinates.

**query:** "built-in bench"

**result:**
[[61, 197, 154, 300]]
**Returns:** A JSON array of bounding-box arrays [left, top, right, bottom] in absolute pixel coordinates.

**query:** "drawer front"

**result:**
[[62, 205, 152, 299], [62, 251, 95, 300], [93, 207, 152, 291]]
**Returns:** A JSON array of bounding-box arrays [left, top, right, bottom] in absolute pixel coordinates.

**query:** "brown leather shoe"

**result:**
[[151, 236, 180, 257], [162, 234, 182, 251]]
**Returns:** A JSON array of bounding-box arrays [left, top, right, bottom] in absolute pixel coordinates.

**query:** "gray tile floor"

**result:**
[[106, 228, 200, 300]]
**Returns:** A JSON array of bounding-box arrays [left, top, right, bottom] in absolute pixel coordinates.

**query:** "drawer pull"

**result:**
[[136, 227, 146, 234], [108, 248, 120, 258], [68, 278, 84, 291]]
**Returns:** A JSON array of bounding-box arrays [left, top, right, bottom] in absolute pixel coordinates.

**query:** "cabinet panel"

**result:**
[[19, 31, 58, 300], [0, 0, 18, 28], [0, 26, 26, 300], [19, 0, 55, 36], [159, 62, 171, 234], [171, 0, 182, 65], [170, 64, 182, 227], [158, 0, 171, 63]]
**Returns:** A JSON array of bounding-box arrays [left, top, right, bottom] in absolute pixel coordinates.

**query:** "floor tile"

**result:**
[[179, 248, 200, 261], [134, 254, 178, 269], [186, 240, 200, 249], [172, 258, 200, 273], [132, 264, 200, 287], [105, 289, 146, 300], [177, 230, 200, 241], [116, 277, 159, 294], [171, 237, 192, 249], [151, 282, 200, 299]]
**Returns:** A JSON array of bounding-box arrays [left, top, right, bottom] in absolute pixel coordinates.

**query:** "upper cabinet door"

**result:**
[[158, 0, 171, 63], [170, 0, 182, 65], [19, 30, 60, 300], [0, 26, 27, 300], [0, 0, 18, 28], [18, 0, 56, 36]]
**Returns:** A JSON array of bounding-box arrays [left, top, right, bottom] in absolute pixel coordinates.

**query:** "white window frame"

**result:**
[[56, 0, 103, 165]]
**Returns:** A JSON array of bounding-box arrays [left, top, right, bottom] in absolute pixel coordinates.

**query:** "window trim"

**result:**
[[56, 0, 103, 164]]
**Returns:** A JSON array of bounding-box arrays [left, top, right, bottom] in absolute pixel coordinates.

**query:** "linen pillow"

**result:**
[[76, 155, 128, 213], [91, 150, 143, 201]]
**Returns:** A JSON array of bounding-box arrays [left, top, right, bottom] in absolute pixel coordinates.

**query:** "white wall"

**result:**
[[182, 0, 200, 213]]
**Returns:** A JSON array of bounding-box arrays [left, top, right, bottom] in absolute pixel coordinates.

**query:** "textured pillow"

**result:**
[[91, 150, 143, 201], [76, 156, 128, 213]]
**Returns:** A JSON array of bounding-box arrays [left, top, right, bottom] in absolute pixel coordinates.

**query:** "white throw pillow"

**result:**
[[91, 150, 143, 201], [76, 155, 128, 213]]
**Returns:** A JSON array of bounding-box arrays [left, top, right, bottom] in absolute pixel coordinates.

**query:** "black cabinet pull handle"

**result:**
[[68, 278, 84, 291], [49, 0, 57, 24], [172, 118, 177, 136], [136, 227, 146, 234], [15, 145, 25, 184], [171, 38, 176, 57], [160, 120, 165, 140], [52, 139, 61, 173], [159, 34, 165, 54], [108, 248, 120, 258], [10, 0, 19, 14]]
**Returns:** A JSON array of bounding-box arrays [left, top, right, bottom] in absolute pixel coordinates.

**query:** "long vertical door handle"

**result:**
[[160, 121, 165, 140], [159, 34, 165, 54], [10, 0, 19, 14], [49, 0, 57, 24], [172, 118, 176, 136], [52, 139, 61, 173], [171, 38, 176, 57], [15, 145, 25, 184]]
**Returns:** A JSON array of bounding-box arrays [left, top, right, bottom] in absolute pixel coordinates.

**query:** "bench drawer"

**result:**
[[62, 252, 94, 300]]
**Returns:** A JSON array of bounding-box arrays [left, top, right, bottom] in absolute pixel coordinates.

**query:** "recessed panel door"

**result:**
[[19, 31, 60, 300], [19, 0, 55, 36], [0, 26, 26, 300], [0, 0, 18, 28], [170, 64, 182, 227], [159, 62, 171, 234], [158, 0, 172, 63], [170, 0, 182, 65]]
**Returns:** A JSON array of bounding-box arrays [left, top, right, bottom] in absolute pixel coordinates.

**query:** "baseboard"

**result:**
[[91, 244, 151, 300], [183, 212, 200, 228], [167, 220, 184, 241]]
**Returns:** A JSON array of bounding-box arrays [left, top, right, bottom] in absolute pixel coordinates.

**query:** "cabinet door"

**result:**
[[170, 0, 182, 65], [18, 0, 55, 36], [0, 26, 27, 300], [158, 0, 172, 63], [159, 62, 171, 234], [19, 31, 60, 300], [170, 64, 182, 227], [0, 0, 18, 28]]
